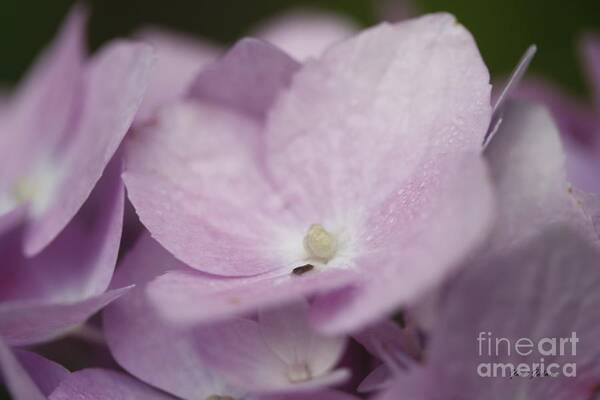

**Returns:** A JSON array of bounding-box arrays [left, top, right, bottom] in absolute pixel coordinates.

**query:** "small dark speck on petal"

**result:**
[[292, 264, 314, 276]]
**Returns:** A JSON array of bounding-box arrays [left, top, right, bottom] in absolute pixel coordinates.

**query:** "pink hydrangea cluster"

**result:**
[[1, 5, 600, 400]]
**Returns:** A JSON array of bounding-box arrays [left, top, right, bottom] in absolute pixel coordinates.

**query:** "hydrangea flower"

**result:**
[[375, 86, 600, 397], [0, 158, 128, 346], [103, 234, 350, 398], [0, 6, 153, 255], [1, 332, 359, 400], [0, 337, 180, 400], [0, 3, 152, 376], [123, 13, 495, 334], [379, 226, 600, 400]]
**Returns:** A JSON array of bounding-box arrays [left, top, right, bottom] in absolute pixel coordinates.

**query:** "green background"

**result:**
[[1, 0, 600, 97], [0, 0, 599, 398]]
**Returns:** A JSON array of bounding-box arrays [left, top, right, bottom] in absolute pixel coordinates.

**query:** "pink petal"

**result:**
[[264, 14, 491, 221], [253, 10, 358, 61], [146, 267, 357, 327], [0, 206, 26, 236], [0, 286, 131, 346], [125, 39, 300, 276], [0, 156, 126, 345], [134, 27, 219, 122], [48, 369, 175, 400], [194, 318, 290, 391], [515, 78, 596, 145], [0, 338, 46, 400], [13, 350, 69, 396], [376, 370, 428, 400], [0, 6, 85, 195], [425, 227, 600, 400], [103, 233, 242, 400], [124, 100, 290, 276], [194, 317, 348, 393], [106, 235, 351, 394], [112, 231, 354, 325], [24, 40, 153, 255], [513, 81, 600, 195], [310, 154, 494, 333], [483, 100, 597, 253], [128, 15, 493, 332], [187, 38, 300, 119], [258, 300, 347, 379], [256, 390, 361, 400]]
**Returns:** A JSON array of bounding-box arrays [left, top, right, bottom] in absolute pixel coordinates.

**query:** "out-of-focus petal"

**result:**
[[13, 350, 69, 396], [134, 27, 219, 121], [195, 317, 349, 393], [259, 301, 347, 380], [256, 390, 361, 400], [514, 79, 595, 144], [253, 9, 358, 61], [0, 156, 126, 345], [24, 40, 153, 255], [425, 228, 600, 400], [582, 33, 600, 104], [187, 38, 300, 120], [48, 369, 176, 400], [195, 318, 290, 391], [103, 234, 241, 400], [0, 286, 131, 346], [483, 100, 596, 252], [0, 6, 85, 195], [376, 370, 428, 400], [376, 0, 418, 22], [0, 338, 46, 400], [0, 206, 26, 236]]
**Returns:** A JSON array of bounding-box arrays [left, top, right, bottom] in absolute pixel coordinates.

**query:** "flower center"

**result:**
[[0, 161, 62, 216], [303, 224, 337, 262], [12, 177, 37, 204], [287, 363, 312, 383]]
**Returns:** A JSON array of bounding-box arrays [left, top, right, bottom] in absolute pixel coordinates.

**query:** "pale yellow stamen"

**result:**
[[12, 178, 36, 204], [303, 224, 337, 262]]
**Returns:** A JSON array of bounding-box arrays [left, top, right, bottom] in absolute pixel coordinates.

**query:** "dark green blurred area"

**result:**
[[1, 0, 599, 97]]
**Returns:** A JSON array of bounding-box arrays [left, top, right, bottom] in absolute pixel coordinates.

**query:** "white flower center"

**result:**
[[287, 363, 311, 383], [303, 223, 337, 262], [0, 161, 62, 216]]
